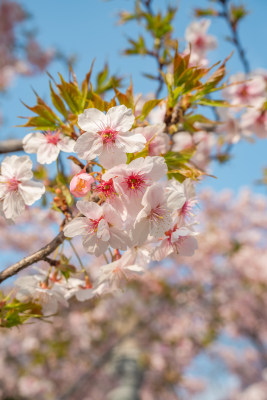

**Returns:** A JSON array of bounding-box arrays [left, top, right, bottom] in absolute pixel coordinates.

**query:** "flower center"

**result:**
[[45, 130, 61, 145], [99, 128, 118, 144], [195, 35, 206, 49], [149, 204, 165, 222], [95, 178, 117, 199], [7, 177, 20, 192], [237, 84, 249, 100], [88, 216, 103, 235], [76, 178, 88, 192], [125, 172, 147, 193]]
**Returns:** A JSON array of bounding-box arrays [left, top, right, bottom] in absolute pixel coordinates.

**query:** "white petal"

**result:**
[[178, 236, 198, 256], [76, 201, 102, 219], [83, 235, 108, 257], [132, 219, 150, 246], [102, 203, 123, 229], [74, 132, 102, 161], [96, 218, 110, 241], [19, 180, 45, 205], [78, 108, 106, 132], [63, 217, 88, 237], [98, 144, 127, 169], [3, 191, 25, 219], [149, 156, 168, 180], [116, 131, 146, 153], [109, 227, 129, 250], [37, 143, 60, 164], [23, 132, 47, 153], [75, 288, 95, 301], [1, 155, 33, 180], [107, 105, 134, 132], [57, 135, 75, 152]]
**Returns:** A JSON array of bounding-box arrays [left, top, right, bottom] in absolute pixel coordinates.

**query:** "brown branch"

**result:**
[[219, 1, 250, 74], [0, 231, 65, 284], [0, 139, 23, 154]]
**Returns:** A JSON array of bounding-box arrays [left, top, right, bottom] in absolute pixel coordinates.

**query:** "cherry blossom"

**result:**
[[70, 172, 94, 197], [185, 19, 217, 58], [241, 107, 267, 138], [63, 201, 129, 256], [102, 156, 167, 217], [166, 178, 197, 222], [65, 278, 95, 302], [0, 155, 45, 220], [75, 105, 146, 169], [132, 183, 173, 246], [95, 250, 144, 292], [131, 123, 170, 156], [23, 130, 75, 164], [223, 73, 266, 107], [215, 107, 250, 144], [15, 272, 68, 315], [154, 226, 198, 261]]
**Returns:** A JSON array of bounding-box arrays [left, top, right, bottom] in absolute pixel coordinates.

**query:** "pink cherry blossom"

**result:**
[[166, 178, 197, 222], [0, 155, 45, 220], [223, 73, 266, 107], [70, 172, 94, 197], [75, 105, 146, 169], [216, 108, 245, 144], [241, 107, 267, 138], [172, 130, 215, 169], [185, 19, 217, 57], [63, 201, 129, 256], [131, 123, 170, 156], [65, 278, 95, 302], [132, 183, 173, 246], [102, 156, 168, 217], [154, 226, 198, 261], [95, 250, 144, 293], [15, 272, 68, 315], [23, 130, 75, 164]]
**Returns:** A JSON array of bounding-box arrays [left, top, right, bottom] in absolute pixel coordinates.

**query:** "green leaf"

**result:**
[[139, 98, 163, 121], [197, 98, 230, 107], [50, 82, 68, 119]]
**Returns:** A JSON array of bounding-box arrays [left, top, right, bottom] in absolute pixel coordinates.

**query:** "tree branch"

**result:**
[[219, 1, 250, 74], [0, 230, 65, 283], [0, 139, 23, 154]]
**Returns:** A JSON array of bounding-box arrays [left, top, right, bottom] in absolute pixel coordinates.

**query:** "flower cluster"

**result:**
[[8, 104, 198, 313]]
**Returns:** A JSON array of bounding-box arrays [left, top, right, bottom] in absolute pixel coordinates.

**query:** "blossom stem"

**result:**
[[69, 240, 84, 270]]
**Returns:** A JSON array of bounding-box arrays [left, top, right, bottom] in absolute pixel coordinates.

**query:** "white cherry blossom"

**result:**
[[0, 155, 45, 220], [166, 178, 197, 222], [132, 183, 173, 246], [131, 123, 170, 156], [75, 105, 146, 169], [103, 156, 167, 217], [154, 226, 198, 261], [223, 73, 266, 107], [15, 273, 68, 315], [241, 107, 267, 138], [95, 251, 144, 293], [63, 201, 129, 257], [185, 19, 217, 58], [23, 130, 75, 164]]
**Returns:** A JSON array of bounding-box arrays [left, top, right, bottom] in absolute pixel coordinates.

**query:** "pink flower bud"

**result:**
[[70, 173, 94, 197]]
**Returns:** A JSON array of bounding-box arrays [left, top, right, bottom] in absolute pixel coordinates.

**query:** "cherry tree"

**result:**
[[0, 0, 267, 398]]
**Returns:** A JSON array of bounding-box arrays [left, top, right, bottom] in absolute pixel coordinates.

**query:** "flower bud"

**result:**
[[70, 172, 94, 197]]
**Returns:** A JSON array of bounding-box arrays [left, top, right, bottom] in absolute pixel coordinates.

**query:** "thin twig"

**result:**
[[219, 1, 250, 74], [0, 139, 23, 154]]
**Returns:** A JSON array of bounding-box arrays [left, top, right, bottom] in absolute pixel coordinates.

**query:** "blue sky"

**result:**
[[1, 0, 267, 195]]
